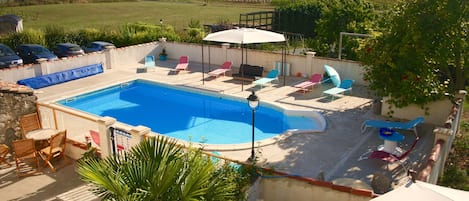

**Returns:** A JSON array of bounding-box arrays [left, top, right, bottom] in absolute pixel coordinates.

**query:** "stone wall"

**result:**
[[0, 81, 36, 150]]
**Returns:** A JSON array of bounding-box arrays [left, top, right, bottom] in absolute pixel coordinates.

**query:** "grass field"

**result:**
[[0, 1, 273, 31]]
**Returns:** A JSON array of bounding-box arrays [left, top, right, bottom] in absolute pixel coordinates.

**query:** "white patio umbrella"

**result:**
[[371, 180, 469, 201], [202, 28, 286, 89], [203, 27, 286, 44]]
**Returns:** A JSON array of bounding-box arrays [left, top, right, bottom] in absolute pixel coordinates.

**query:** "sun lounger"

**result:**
[[254, 69, 278, 89], [144, 55, 155, 67], [208, 61, 232, 78], [174, 56, 189, 71], [369, 136, 420, 172], [361, 116, 424, 136], [323, 79, 354, 100], [294, 73, 323, 93]]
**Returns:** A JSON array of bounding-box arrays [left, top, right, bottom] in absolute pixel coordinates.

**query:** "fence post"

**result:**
[[129, 125, 151, 147], [37, 59, 49, 75], [104, 48, 116, 69], [432, 127, 453, 182], [454, 90, 467, 133], [97, 116, 116, 158]]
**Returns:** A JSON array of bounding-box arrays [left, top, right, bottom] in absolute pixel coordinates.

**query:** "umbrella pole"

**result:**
[[208, 45, 211, 72], [202, 42, 204, 85], [245, 44, 248, 64], [241, 43, 244, 91], [282, 43, 286, 86]]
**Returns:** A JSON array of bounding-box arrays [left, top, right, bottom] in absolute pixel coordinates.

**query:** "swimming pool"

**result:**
[[58, 79, 325, 145]]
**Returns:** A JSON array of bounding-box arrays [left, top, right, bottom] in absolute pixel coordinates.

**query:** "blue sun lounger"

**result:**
[[144, 55, 155, 67], [322, 79, 354, 100], [361, 116, 424, 136], [254, 69, 279, 89]]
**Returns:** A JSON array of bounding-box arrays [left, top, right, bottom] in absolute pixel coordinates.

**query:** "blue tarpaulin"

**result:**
[[17, 63, 103, 89]]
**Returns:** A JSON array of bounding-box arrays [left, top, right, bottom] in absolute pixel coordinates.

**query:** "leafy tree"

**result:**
[[274, 0, 375, 59], [77, 136, 250, 201], [315, 0, 376, 59], [360, 0, 468, 110], [274, 1, 323, 38]]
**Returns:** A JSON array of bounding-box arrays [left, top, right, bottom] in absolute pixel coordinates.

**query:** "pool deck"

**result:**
[[0, 60, 436, 200]]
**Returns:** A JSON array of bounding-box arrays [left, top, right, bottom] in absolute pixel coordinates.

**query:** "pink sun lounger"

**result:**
[[294, 73, 323, 93], [208, 61, 232, 78]]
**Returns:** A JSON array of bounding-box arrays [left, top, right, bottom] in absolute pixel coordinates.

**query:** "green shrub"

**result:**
[[439, 120, 469, 190], [72, 28, 105, 46], [274, 2, 322, 38], [44, 25, 69, 48], [1, 29, 46, 50], [188, 18, 202, 29]]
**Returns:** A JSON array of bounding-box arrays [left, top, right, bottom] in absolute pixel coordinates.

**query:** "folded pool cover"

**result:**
[[17, 63, 103, 89]]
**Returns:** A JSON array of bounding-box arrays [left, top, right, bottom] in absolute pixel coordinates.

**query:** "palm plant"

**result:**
[[77, 136, 249, 201]]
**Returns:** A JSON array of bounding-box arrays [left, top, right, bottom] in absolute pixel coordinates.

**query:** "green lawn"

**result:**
[[0, 2, 273, 31]]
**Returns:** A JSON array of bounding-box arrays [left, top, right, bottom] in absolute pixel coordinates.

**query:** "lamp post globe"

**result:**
[[246, 91, 259, 162]]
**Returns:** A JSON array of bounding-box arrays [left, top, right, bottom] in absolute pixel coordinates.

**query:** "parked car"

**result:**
[[53, 43, 85, 58], [17, 44, 58, 64], [0, 44, 23, 68], [83, 41, 116, 53]]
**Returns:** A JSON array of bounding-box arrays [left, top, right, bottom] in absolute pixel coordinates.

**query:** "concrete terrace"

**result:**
[[0, 59, 436, 200]]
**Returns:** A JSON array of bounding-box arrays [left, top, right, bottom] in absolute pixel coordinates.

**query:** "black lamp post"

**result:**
[[247, 90, 259, 162]]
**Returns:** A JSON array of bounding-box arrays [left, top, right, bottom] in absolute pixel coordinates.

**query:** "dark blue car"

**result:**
[[83, 41, 116, 53], [0, 44, 23, 68], [53, 43, 85, 58], [17, 44, 58, 64]]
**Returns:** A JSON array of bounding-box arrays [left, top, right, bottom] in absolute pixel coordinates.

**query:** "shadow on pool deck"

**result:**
[[5, 60, 436, 199], [0, 159, 99, 201]]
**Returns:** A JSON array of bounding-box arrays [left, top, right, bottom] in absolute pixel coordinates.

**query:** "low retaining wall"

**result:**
[[417, 90, 467, 184], [0, 81, 36, 149], [1, 41, 365, 86], [381, 97, 453, 125]]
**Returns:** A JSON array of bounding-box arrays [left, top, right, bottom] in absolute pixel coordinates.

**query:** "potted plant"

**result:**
[[159, 48, 167, 61]]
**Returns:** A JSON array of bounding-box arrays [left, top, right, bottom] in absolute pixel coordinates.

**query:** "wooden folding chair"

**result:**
[[19, 113, 42, 139], [0, 144, 11, 167], [39, 130, 68, 172], [12, 139, 40, 177]]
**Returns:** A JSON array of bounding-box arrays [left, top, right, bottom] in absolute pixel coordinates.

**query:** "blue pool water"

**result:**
[[58, 79, 321, 144]]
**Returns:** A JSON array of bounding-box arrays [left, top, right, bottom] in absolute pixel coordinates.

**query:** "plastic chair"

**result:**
[[369, 137, 420, 171], [208, 61, 232, 78], [294, 73, 323, 93], [144, 55, 155, 67], [254, 69, 279, 89], [361, 116, 424, 136], [174, 56, 189, 71], [322, 79, 354, 100]]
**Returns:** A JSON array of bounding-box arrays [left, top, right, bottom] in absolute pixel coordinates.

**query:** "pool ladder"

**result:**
[[120, 82, 131, 88], [64, 97, 76, 103]]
